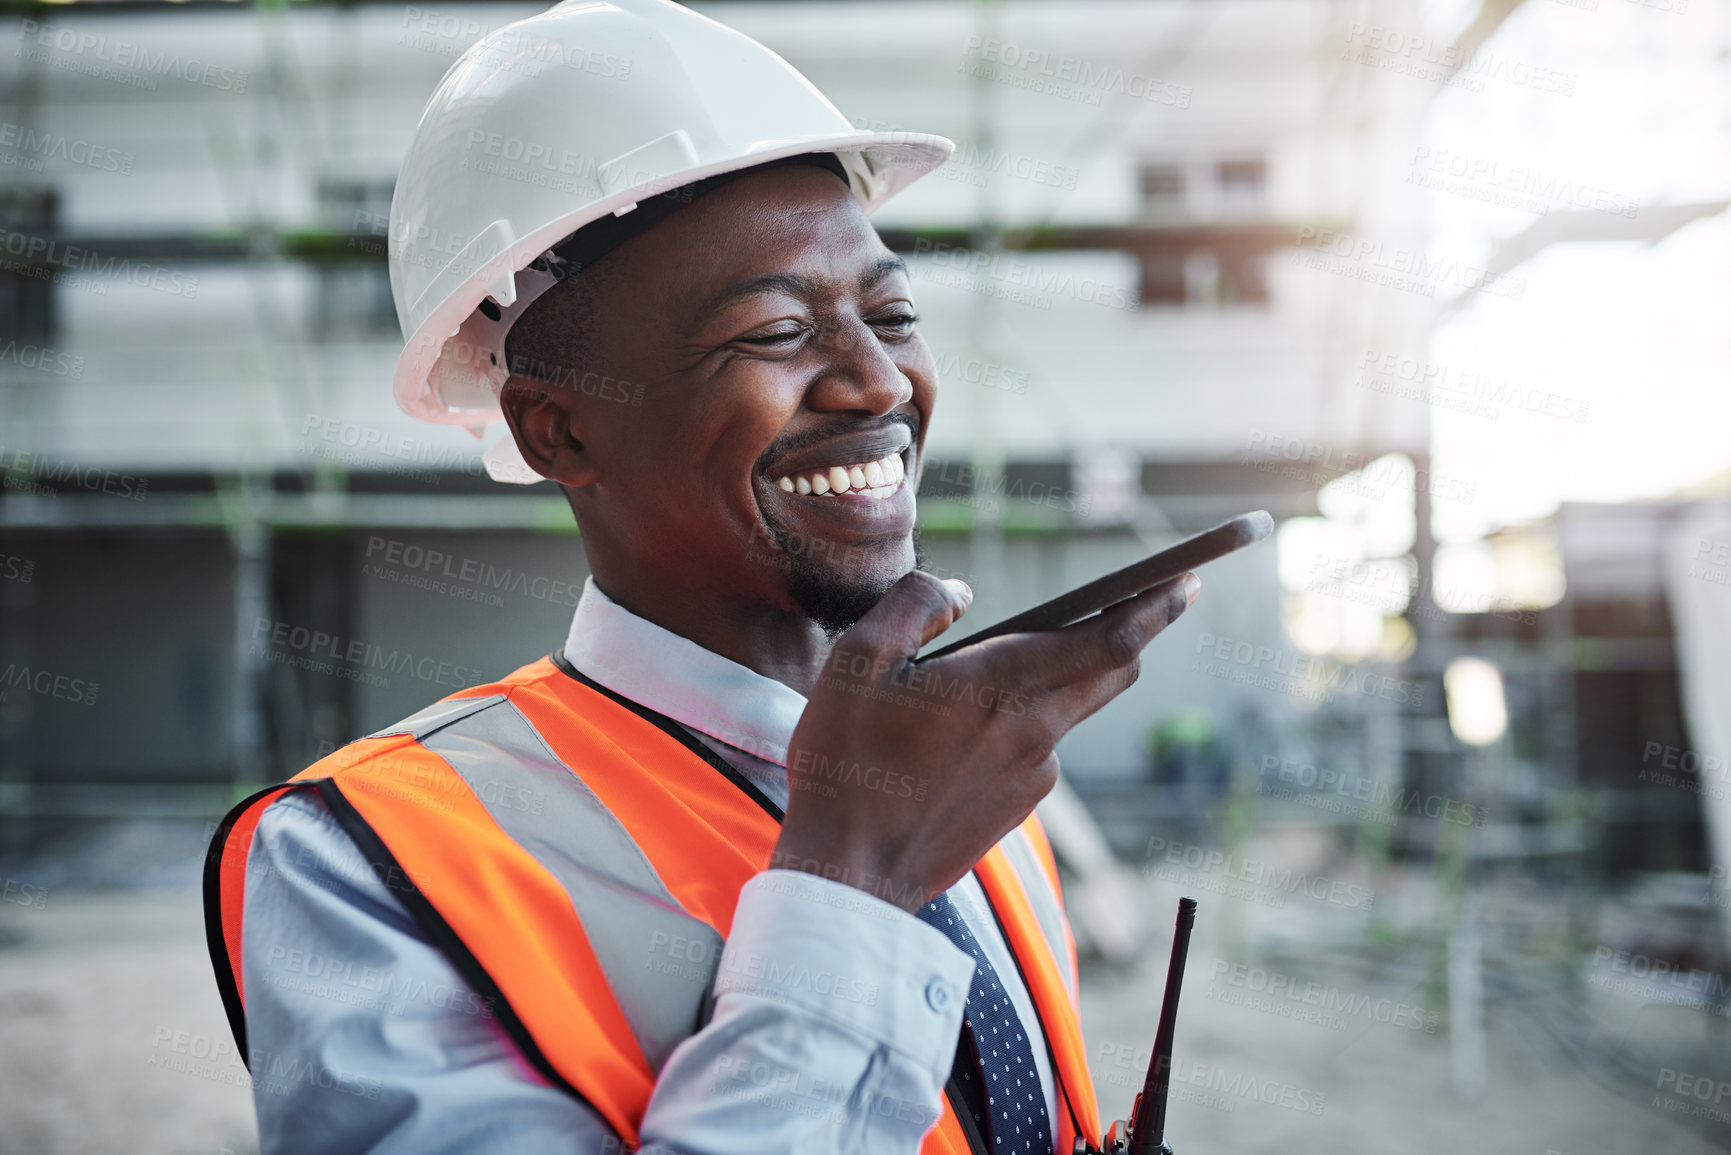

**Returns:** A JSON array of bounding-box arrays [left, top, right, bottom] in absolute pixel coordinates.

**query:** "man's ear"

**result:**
[[498, 374, 600, 486]]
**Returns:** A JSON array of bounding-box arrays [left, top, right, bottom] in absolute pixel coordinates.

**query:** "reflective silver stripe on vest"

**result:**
[[416, 698, 722, 1075], [1001, 826, 1076, 1000], [368, 694, 505, 741]]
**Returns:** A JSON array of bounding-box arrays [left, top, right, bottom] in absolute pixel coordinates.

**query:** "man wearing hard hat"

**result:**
[[205, 3, 1198, 1153]]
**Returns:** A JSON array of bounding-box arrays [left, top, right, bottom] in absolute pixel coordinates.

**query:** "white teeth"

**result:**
[[777, 452, 908, 499]]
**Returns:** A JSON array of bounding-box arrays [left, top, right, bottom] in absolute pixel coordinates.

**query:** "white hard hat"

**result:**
[[387, 0, 954, 483]]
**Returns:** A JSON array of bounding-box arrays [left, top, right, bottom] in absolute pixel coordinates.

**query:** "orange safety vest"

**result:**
[[205, 654, 1100, 1154]]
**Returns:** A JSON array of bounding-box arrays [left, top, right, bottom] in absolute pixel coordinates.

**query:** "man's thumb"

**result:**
[[846, 571, 973, 660]]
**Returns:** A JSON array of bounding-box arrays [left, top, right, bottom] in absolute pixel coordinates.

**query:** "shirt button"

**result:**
[[925, 978, 953, 1013]]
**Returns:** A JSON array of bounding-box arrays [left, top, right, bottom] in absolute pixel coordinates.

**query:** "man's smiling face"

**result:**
[[502, 163, 937, 638]]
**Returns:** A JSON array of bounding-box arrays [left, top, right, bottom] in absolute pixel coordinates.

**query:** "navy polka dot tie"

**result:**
[[917, 892, 1052, 1154]]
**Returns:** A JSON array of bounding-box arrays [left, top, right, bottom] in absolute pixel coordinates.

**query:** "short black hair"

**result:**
[[503, 260, 606, 391]]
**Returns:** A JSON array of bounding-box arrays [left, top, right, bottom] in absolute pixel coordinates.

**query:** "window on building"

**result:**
[[314, 177, 398, 340], [0, 187, 58, 341], [1139, 161, 1186, 208], [317, 177, 394, 236], [1139, 251, 1188, 304], [1216, 158, 1266, 204], [1138, 248, 1269, 308], [1219, 251, 1269, 304]]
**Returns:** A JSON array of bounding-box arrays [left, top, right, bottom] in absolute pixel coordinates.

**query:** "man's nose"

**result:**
[[803, 318, 913, 416]]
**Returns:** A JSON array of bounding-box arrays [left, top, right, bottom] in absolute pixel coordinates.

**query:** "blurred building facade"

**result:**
[[8, 4, 1731, 1153], [0, 0, 1711, 901]]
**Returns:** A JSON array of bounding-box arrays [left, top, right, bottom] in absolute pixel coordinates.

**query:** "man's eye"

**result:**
[[874, 311, 919, 332], [737, 326, 806, 347]]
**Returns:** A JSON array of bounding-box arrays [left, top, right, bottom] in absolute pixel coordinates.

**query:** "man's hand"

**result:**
[[771, 568, 1200, 911]]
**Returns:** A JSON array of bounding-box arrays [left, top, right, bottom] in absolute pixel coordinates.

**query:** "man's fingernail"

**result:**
[[944, 578, 973, 607], [1182, 573, 1201, 606]]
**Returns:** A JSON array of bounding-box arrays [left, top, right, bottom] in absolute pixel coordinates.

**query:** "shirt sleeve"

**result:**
[[239, 789, 976, 1155]]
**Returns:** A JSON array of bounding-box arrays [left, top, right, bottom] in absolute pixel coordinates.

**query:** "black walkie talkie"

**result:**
[[1091, 897, 1197, 1155]]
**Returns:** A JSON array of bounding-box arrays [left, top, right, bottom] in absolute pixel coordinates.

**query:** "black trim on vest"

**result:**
[[550, 650, 786, 822], [946, 1029, 994, 1155], [203, 781, 299, 1063], [550, 648, 994, 1152], [202, 676, 1012, 1149], [309, 777, 598, 1113], [202, 775, 602, 1125]]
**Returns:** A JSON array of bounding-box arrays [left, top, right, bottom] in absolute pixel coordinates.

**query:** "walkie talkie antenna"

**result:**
[[1130, 897, 1197, 1155]]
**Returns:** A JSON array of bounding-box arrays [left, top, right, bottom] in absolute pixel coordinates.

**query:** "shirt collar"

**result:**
[[561, 576, 808, 767]]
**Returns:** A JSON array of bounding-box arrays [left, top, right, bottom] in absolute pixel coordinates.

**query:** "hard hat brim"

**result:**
[[391, 130, 953, 431]]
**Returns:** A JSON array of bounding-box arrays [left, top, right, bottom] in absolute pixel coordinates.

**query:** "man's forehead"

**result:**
[[644, 169, 904, 318]]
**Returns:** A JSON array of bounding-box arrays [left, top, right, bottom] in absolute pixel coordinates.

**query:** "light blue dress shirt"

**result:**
[[240, 577, 1057, 1153]]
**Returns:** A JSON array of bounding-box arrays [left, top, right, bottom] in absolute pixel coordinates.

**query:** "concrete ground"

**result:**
[[0, 880, 1724, 1154], [1079, 861, 1731, 1155], [1080, 948, 1727, 1155], [0, 893, 258, 1155]]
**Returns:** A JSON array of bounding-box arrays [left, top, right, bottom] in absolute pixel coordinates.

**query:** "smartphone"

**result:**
[[914, 510, 1274, 662]]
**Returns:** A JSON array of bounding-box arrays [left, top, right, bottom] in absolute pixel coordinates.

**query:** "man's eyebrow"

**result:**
[[701, 272, 819, 317], [862, 255, 908, 288], [697, 256, 912, 318]]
